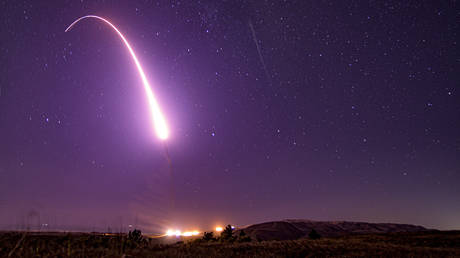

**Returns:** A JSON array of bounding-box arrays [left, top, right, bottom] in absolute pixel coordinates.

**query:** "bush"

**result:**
[[237, 230, 252, 242], [202, 231, 215, 242], [127, 229, 145, 248], [308, 229, 321, 240], [128, 229, 143, 242], [220, 225, 235, 242]]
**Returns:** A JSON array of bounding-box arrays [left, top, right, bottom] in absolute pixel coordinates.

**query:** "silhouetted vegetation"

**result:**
[[201, 225, 250, 243], [199, 226, 252, 243], [1, 230, 459, 257], [202, 231, 215, 242], [220, 224, 235, 242], [127, 229, 145, 248], [308, 229, 321, 239], [237, 230, 252, 243]]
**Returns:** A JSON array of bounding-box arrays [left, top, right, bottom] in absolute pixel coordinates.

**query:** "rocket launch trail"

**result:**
[[65, 15, 169, 141], [66, 15, 175, 214]]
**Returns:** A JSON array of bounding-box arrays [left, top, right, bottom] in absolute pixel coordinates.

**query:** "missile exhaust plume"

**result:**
[[65, 15, 169, 140], [66, 16, 175, 220]]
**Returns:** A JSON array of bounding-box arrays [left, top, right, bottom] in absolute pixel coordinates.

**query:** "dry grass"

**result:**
[[0, 230, 459, 257]]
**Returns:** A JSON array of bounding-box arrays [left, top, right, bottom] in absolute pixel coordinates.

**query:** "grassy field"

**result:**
[[1, 230, 459, 257]]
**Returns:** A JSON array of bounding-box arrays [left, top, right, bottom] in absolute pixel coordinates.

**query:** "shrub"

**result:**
[[220, 225, 235, 242], [308, 229, 321, 240], [128, 229, 143, 242], [127, 229, 145, 248], [202, 231, 215, 242], [237, 230, 252, 242]]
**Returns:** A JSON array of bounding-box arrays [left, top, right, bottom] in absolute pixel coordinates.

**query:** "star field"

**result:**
[[0, 0, 459, 232]]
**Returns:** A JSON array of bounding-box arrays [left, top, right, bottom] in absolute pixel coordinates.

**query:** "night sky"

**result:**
[[1, 0, 459, 233]]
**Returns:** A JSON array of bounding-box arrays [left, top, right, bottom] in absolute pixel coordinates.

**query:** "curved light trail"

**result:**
[[65, 15, 169, 140]]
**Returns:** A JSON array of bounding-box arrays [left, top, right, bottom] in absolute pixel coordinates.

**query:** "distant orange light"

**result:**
[[182, 231, 200, 237], [182, 232, 192, 237], [215, 226, 223, 232], [166, 229, 200, 237]]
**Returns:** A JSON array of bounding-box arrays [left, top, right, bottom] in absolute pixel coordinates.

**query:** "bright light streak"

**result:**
[[182, 231, 199, 237], [166, 229, 200, 237], [215, 226, 223, 232], [65, 15, 169, 140], [182, 231, 193, 237]]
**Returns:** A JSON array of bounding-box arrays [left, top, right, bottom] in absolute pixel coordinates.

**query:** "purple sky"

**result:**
[[1, 0, 459, 233]]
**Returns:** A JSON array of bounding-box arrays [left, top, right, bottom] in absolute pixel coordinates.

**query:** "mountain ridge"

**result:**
[[236, 219, 430, 241]]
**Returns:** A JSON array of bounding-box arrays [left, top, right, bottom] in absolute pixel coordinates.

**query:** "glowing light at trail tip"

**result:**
[[65, 15, 169, 140]]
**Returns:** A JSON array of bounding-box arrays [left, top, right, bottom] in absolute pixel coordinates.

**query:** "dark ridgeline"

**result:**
[[235, 219, 428, 241]]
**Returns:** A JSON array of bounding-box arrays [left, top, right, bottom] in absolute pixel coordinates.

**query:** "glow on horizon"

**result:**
[[65, 15, 169, 140], [165, 229, 200, 237]]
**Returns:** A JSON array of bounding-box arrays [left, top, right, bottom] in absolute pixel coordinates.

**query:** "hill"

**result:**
[[236, 219, 428, 241]]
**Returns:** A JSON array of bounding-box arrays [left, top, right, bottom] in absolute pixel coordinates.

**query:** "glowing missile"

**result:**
[[65, 15, 169, 140]]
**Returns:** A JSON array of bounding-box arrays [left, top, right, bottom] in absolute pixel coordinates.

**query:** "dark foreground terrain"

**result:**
[[1, 230, 459, 257]]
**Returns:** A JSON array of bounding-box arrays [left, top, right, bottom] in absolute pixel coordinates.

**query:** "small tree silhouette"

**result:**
[[237, 230, 252, 242], [128, 229, 143, 243], [220, 225, 234, 242], [308, 229, 321, 240], [202, 231, 215, 241]]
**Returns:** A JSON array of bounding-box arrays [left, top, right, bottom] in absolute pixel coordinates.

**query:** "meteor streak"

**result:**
[[65, 15, 169, 140], [249, 20, 271, 85]]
